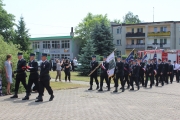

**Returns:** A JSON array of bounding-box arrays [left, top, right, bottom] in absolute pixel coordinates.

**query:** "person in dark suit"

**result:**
[[156, 59, 164, 86], [163, 59, 169, 84], [123, 58, 130, 89], [35, 53, 54, 102], [22, 53, 39, 100], [167, 60, 173, 84], [64, 59, 71, 82], [98, 56, 109, 91], [144, 59, 154, 88], [152, 59, 157, 85], [130, 60, 140, 91], [11, 52, 27, 98], [113, 56, 124, 93], [139, 59, 145, 86], [88, 55, 99, 90]]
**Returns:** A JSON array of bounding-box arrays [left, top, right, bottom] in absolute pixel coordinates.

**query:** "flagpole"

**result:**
[[125, 48, 135, 61], [88, 48, 117, 76]]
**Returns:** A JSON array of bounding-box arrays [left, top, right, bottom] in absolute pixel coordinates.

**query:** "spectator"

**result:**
[[64, 59, 71, 82], [73, 57, 78, 71], [55, 60, 63, 82], [53, 59, 57, 71], [49, 59, 53, 71], [0, 69, 2, 96], [4, 54, 13, 95], [71, 58, 74, 71]]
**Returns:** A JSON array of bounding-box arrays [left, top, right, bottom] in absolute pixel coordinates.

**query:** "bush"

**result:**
[[0, 36, 26, 94]]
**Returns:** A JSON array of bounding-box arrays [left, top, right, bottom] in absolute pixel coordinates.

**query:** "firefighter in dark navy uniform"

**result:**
[[113, 56, 124, 93], [139, 59, 145, 86], [123, 58, 130, 89], [22, 53, 39, 100], [167, 60, 173, 84], [144, 59, 154, 88], [130, 60, 140, 91], [88, 55, 99, 90], [156, 59, 164, 86], [98, 56, 110, 91], [11, 52, 27, 98], [35, 53, 54, 102]]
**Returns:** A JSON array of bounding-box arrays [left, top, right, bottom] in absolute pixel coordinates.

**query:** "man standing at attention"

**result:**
[[35, 53, 54, 102]]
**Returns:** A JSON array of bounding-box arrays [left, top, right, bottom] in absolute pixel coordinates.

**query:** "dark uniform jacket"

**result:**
[[168, 64, 173, 73], [139, 62, 145, 74], [124, 62, 129, 75], [157, 62, 164, 74], [145, 64, 154, 75], [100, 61, 109, 76], [90, 61, 98, 76], [115, 61, 124, 76], [15, 59, 27, 74], [132, 64, 140, 77], [28, 60, 39, 79], [164, 62, 169, 74], [40, 60, 50, 81]]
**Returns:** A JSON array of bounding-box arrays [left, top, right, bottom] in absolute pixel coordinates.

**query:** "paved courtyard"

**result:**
[[0, 81, 180, 120]]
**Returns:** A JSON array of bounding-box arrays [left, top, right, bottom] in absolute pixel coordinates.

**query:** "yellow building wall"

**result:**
[[148, 25, 171, 32]]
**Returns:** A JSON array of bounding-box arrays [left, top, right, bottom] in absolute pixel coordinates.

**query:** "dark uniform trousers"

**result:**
[[130, 76, 139, 88], [26, 73, 39, 93], [100, 74, 109, 88], [145, 74, 153, 87], [124, 74, 129, 86], [168, 72, 173, 83], [173, 70, 179, 82], [130, 65, 140, 89], [139, 72, 144, 86], [156, 73, 164, 86], [90, 75, 99, 86], [15, 73, 27, 92], [65, 71, 71, 81], [115, 75, 124, 88]]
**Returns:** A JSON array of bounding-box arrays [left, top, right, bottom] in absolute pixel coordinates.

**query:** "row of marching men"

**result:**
[[88, 55, 179, 93]]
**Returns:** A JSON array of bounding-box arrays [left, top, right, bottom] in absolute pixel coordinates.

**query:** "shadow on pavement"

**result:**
[[28, 101, 49, 106]]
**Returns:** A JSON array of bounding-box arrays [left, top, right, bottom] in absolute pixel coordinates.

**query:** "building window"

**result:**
[[154, 39, 157, 44], [163, 27, 167, 32], [137, 39, 143, 44], [160, 39, 163, 44], [131, 39, 134, 45], [117, 40, 121, 45], [52, 41, 60, 49], [137, 28, 143, 33], [61, 54, 70, 59], [132, 28, 134, 33], [154, 27, 157, 32], [32, 42, 39, 49], [117, 28, 119, 34], [43, 41, 50, 49], [52, 54, 60, 59], [116, 51, 121, 56], [164, 39, 167, 44], [62, 40, 70, 48]]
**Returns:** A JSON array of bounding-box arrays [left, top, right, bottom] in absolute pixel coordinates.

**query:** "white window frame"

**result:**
[[52, 41, 60, 49], [62, 40, 70, 49], [154, 27, 157, 32], [43, 41, 50, 49], [32, 42, 39, 49]]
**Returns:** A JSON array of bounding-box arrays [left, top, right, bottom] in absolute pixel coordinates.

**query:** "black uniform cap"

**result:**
[[117, 56, 121, 58], [92, 55, 96, 58], [103, 56, 107, 58], [42, 53, 47, 57], [30, 53, 35, 56], [17, 52, 23, 56], [158, 59, 162, 61], [174, 61, 176, 63], [168, 60, 171, 62]]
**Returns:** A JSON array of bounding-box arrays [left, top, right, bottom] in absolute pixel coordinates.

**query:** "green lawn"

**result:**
[[50, 71, 99, 82], [50, 82, 87, 90]]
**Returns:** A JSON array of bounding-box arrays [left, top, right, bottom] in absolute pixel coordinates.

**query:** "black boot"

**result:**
[[126, 85, 130, 89], [10, 92, 18, 98], [49, 94, 54, 101], [96, 85, 99, 90], [107, 86, 110, 91], [98, 87, 103, 91], [122, 88, 125, 92], [130, 87, 134, 91], [22, 93, 29, 100], [113, 87, 118, 93], [88, 85, 92, 90], [35, 95, 43, 102]]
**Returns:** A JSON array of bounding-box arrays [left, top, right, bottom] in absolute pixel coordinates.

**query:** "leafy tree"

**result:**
[[0, 0, 15, 42], [0, 35, 26, 94], [123, 11, 141, 24], [15, 16, 31, 51], [74, 13, 110, 48], [78, 40, 96, 76], [91, 20, 115, 56], [113, 19, 122, 24]]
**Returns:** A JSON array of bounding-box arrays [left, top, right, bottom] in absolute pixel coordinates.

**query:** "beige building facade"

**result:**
[[111, 21, 180, 55]]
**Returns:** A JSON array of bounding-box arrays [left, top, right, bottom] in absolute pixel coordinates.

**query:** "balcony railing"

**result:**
[[147, 43, 170, 49], [148, 31, 171, 36], [126, 44, 145, 49], [126, 32, 145, 37]]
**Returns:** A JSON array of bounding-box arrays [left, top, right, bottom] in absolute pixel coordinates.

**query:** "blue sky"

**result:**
[[3, 0, 179, 37]]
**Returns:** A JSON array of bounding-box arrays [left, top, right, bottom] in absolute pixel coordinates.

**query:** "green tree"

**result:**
[[15, 16, 31, 51], [91, 20, 115, 56], [123, 11, 141, 24], [113, 19, 122, 24], [0, 35, 26, 94], [75, 13, 110, 48], [0, 0, 15, 42], [78, 40, 96, 76]]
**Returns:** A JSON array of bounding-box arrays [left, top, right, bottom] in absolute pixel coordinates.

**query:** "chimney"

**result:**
[[70, 27, 74, 37]]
